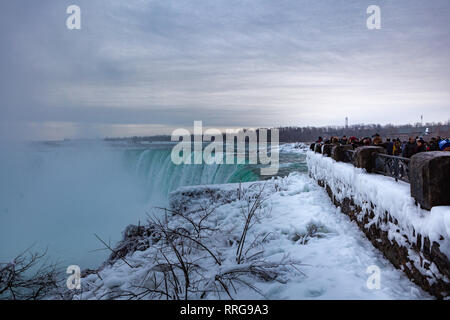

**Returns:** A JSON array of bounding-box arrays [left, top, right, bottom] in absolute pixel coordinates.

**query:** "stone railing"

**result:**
[[310, 142, 450, 210]]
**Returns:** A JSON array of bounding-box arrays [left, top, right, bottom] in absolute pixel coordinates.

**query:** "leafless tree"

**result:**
[[86, 184, 303, 300], [0, 246, 63, 300]]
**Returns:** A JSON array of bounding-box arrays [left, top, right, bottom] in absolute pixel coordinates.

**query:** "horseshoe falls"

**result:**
[[0, 141, 302, 269]]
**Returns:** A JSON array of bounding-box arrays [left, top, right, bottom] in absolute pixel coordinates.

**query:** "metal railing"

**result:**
[[337, 148, 410, 183], [373, 153, 411, 183], [312, 143, 412, 183]]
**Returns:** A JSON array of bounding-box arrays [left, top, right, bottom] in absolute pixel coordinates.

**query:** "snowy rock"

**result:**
[[104, 276, 123, 289], [331, 145, 353, 163], [354, 146, 386, 173], [322, 144, 333, 157], [410, 151, 450, 210]]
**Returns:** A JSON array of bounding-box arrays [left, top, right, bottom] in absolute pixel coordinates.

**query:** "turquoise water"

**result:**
[[0, 141, 304, 269]]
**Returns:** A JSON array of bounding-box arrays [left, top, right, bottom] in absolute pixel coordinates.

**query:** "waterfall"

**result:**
[[125, 148, 259, 204], [0, 143, 259, 268]]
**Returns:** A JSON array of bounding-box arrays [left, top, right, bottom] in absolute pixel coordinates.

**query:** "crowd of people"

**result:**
[[315, 134, 450, 158]]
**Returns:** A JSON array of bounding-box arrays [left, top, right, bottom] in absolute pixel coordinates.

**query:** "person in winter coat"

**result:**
[[348, 136, 360, 149], [386, 138, 394, 155], [362, 137, 371, 146], [393, 139, 402, 156], [373, 135, 389, 149], [415, 139, 426, 154], [372, 136, 383, 146], [427, 137, 437, 151], [331, 136, 340, 145], [402, 137, 417, 158], [439, 139, 450, 151]]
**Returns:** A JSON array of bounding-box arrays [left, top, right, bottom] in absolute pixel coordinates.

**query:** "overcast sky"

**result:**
[[1, 0, 449, 140]]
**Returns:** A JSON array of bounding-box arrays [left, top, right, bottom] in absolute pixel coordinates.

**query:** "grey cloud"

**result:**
[[0, 0, 449, 140]]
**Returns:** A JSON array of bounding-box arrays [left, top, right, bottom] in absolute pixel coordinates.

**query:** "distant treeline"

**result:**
[[276, 122, 450, 142], [105, 135, 172, 143], [104, 122, 450, 144]]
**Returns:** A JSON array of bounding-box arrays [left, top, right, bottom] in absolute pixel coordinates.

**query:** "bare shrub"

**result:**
[[0, 246, 63, 300], [292, 222, 330, 245], [84, 183, 303, 300]]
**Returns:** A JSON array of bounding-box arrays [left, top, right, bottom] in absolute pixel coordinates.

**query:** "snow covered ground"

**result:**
[[72, 167, 431, 299], [244, 173, 430, 299]]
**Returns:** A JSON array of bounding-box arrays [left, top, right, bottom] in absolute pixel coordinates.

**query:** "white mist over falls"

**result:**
[[0, 141, 304, 269]]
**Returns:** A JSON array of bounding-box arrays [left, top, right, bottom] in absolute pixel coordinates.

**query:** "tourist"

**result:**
[[386, 138, 394, 155], [372, 135, 383, 147], [393, 139, 402, 156], [402, 137, 417, 158], [311, 134, 449, 155], [439, 139, 450, 151], [429, 137, 440, 151], [415, 139, 426, 154], [362, 137, 371, 146]]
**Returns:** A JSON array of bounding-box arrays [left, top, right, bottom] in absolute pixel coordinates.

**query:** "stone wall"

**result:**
[[317, 178, 449, 298], [307, 151, 450, 299], [410, 152, 450, 210]]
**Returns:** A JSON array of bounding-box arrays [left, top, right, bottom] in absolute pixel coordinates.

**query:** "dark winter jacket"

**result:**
[[414, 144, 426, 154], [386, 142, 394, 155], [402, 142, 417, 158]]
